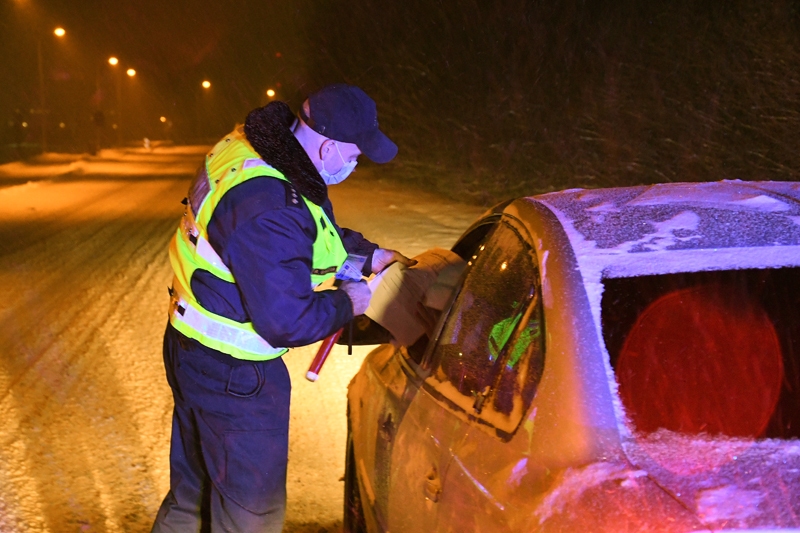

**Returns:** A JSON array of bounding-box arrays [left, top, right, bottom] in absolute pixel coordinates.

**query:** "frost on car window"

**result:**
[[601, 267, 800, 440], [427, 221, 544, 436]]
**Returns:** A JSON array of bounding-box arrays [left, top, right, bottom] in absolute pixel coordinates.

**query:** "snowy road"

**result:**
[[0, 147, 483, 532]]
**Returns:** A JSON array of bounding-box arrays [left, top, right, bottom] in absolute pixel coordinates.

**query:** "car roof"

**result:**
[[531, 180, 800, 279], [523, 180, 800, 448]]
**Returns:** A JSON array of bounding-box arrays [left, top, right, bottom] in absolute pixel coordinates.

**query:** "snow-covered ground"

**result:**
[[0, 147, 483, 532]]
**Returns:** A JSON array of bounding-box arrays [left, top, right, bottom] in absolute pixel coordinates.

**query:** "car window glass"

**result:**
[[425, 220, 544, 436], [603, 267, 800, 440], [404, 221, 497, 366], [483, 291, 544, 434]]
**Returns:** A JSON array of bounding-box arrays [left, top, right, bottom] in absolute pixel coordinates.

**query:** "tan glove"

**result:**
[[340, 280, 372, 316], [371, 248, 418, 274]]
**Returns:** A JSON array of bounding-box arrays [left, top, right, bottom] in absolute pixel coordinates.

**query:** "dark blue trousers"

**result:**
[[151, 323, 291, 532]]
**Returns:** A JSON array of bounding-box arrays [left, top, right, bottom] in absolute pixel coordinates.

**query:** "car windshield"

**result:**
[[601, 266, 800, 440]]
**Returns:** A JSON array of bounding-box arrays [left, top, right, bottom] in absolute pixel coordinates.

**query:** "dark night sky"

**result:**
[[3, 0, 799, 192], [1, 0, 313, 141]]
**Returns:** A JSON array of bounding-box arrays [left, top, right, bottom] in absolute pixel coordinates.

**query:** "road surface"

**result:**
[[0, 147, 482, 532]]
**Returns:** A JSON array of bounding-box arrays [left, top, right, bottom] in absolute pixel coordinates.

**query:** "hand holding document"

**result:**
[[365, 248, 466, 346]]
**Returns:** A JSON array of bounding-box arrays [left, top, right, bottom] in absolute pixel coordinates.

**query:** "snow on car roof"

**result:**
[[534, 180, 800, 279]]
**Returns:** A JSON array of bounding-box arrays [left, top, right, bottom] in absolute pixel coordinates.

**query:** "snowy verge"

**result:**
[[0, 146, 209, 185]]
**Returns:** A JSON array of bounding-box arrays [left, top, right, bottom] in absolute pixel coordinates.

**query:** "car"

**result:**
[[344, 180, 800, 533]]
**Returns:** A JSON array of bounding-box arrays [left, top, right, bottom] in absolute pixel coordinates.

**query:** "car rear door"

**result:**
[[389, 216, 547, 531], [384, 367, 467, 532], [423, 216, 546, 531], [379, 219, 500, 532]]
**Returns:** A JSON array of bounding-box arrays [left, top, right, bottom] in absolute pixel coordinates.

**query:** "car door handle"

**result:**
[[424, 465, 442, 502], [472, 385, 491, 415], [379, 412, 394, 442]]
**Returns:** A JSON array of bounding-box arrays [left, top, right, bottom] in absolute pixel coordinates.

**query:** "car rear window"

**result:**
[[601, 267, 800, 439]]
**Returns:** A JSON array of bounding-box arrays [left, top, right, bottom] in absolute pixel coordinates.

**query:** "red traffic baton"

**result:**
[[306, 328, 343, 382]]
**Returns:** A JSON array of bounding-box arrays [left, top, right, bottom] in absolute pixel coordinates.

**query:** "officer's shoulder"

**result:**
[[227, 176, 304, 210]]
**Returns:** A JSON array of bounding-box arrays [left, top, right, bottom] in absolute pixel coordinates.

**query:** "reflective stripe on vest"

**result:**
[[169, 280, 286, 359], [168, 126, 348, 360]]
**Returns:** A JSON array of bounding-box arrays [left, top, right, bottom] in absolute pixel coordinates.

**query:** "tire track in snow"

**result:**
[[0, 165, 482, 532], [0, 179, 184, 400], [0, 177, 187, 532]]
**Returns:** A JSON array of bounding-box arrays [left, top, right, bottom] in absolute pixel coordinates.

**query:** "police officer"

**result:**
[[151, 84, 413, 532]]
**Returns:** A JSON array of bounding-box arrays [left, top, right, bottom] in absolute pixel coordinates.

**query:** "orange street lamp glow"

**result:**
[[160, 116, 167, 123], [202, 80, 211, 89], [266, 89, 276, 98], [108, 57, 119, 66], [126, 68, 136, 77], [54, 27, 66, 37]]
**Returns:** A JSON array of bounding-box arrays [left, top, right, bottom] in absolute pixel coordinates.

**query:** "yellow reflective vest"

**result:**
[[168, 126, 348, 361]]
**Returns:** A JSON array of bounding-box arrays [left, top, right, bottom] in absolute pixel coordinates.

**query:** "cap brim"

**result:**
[[358, 129, 398, 164]]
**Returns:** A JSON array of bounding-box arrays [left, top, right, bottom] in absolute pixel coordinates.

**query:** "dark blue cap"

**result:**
[[300, 84, 398, 163]]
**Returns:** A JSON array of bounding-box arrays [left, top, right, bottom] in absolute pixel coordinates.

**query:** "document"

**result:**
[[365, 248, 466, 346]]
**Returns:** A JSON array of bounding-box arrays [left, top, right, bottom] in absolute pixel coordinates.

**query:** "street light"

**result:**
[[108, 56, 118, 66], [37, 25, 66, 153], [266, 89, 276, 98], [202, 80, 211, 89], [126, 68, 136, 77]]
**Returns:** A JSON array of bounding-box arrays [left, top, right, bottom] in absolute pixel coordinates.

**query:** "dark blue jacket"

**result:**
[[187, 176, 377, 359], [167, 101, 379, 365]]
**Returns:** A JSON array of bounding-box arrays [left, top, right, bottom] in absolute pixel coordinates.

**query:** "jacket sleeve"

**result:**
[[323, 199, 379, 276], [208, 179, 354, 348]]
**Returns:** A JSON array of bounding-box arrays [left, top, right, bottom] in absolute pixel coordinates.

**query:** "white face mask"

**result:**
[[320, 142, 357, 185]]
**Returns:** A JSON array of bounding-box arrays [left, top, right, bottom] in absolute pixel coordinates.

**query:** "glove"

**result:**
[[371, 248, 418, 274], [340, 280, 372, 316]]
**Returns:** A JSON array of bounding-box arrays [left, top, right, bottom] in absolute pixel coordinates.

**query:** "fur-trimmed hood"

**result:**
[[244, 101, 328, 206]]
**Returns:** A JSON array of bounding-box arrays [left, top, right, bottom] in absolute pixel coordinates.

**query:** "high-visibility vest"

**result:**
[[168, 126, 348, 361]]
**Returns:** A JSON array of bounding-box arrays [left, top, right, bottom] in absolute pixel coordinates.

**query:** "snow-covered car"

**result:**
[[344, 180, 800, 533]]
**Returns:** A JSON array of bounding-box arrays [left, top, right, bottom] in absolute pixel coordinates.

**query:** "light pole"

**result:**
[[37, 26, 66, 154], [108, 57, 121, 145], [200, 80, 211, 141], [125, 68, 136, 143], [37, 38, 46, 153], [107, 58, 136, 145]]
